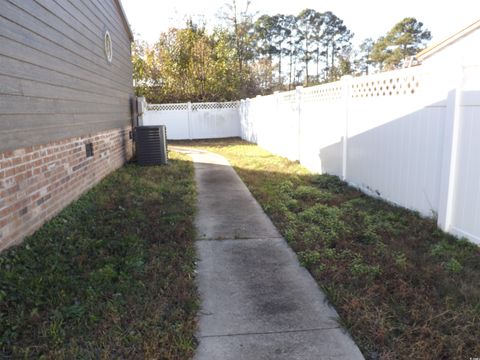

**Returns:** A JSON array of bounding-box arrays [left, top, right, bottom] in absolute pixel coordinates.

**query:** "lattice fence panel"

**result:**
[[278, 91, 297, 104], [148, 103, 188, 111], [302, 83, 342, 103], [192, 101, 239, 110], [351, 72, 421, 99]]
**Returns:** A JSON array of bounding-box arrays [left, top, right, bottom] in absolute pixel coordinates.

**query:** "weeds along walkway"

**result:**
[[175, 147, 364, 360]]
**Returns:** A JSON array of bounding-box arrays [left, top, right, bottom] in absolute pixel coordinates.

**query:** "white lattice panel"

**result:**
[[302, 83, 342, 103], [277, 90, 296, 104], [192, 101, 239, 111], [148, 103, 188, 111], [351, 70, 421, 98]]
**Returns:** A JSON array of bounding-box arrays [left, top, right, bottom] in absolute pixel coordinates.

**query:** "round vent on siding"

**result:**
[[135, 126, 168, 165], [104, 30, 113, 63]]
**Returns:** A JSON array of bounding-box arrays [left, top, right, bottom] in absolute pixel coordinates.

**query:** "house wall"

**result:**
[[0, 0, 134, 250], [0, 0, 134, 152], [0, 127, 132, 250]]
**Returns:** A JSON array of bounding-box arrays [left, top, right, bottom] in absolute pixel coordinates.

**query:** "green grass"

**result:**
[[177, 138, 480, 360], [0, 152, 198, 359]]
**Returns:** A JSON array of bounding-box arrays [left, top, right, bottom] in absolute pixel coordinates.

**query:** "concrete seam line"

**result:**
[[196, 237, 285, 242], [198, 325, 342, 339]]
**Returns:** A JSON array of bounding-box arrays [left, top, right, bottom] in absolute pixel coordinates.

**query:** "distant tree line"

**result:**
[[133, 2, 431, 103]]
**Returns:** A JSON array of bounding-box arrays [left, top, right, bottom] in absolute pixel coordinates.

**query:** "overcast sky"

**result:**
[[121, 0, 479, 47]]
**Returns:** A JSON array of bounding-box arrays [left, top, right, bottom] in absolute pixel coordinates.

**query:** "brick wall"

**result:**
[[0, 127, 133, 251]]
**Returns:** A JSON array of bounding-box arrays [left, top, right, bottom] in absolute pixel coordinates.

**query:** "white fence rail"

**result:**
[[143, 101, 240, 139], [144, 64, 480, 244]]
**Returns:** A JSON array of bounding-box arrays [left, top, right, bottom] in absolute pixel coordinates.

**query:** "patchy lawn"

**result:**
[[0, 152, 198, 359], [177, 138, 480, 360]]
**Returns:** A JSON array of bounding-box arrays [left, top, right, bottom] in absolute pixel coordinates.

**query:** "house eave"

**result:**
[[417, 19, 480, 61]]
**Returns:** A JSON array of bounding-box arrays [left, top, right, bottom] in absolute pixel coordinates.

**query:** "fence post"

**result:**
[[249, 98, 255, 142], [438, 67, 464, 232], [341, 75, 353, 181], [274, 90, 280, 125], [187, 101, 192, 140], [239, 99, 245, 139], [296, 86, 303, 161]]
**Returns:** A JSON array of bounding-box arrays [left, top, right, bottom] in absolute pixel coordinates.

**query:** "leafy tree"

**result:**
[[370, 17, 431, 70], [132, 39, 148, 96], [319, 11, 353, 82], [253, 15, 277, 60], [132, 39, 164, 101], [253, 14, 293, 89], [353, 38, 374, 75], [132, 7, 358, 102], [294, 10, 352, 85], [219, 0, 255, 81], [271, 14, 291, 86], [210, 29, 251, 99], [328, 55, 353, 81], [282, 14, 301, 90], [296, 9, 322, 86], [369, 36, 390, 70], [132, 21, 256, 103], [253, 14, 277, 89], [251, 58, 275, 94]]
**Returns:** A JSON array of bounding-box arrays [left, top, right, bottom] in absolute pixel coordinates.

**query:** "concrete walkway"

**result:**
[[180, 148, 364, 360]]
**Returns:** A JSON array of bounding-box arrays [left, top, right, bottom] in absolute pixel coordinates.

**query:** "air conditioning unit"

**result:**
[[135, 125, 168, 165]]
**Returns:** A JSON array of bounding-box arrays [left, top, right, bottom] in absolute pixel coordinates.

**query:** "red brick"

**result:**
[[0, 217, 10, 228], [0, 126, 132, 250], [5, 168, 15, 178], [2, 150, 14, 159], [13, 165, 26, 175], [22, 154, 32, 163], [11, 157, 22, 166], [0, 159, 12, 170]]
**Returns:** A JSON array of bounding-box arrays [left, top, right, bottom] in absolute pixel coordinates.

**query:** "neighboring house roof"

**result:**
[[417, 19, 480, 61], [114, 0, 134, 42]]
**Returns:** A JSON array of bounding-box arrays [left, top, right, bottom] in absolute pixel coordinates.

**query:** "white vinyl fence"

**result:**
[[144, 64, 480, 244], [143, 101, 240, 139], [240, 65, 480, 245]]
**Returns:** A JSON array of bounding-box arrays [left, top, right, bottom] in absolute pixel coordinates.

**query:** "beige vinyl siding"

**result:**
[[0, 0, 133, 153]]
